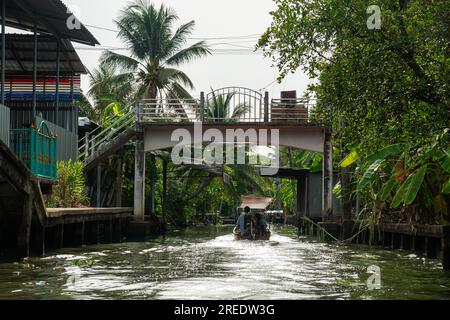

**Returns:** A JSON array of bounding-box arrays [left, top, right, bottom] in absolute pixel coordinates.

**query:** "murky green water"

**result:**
[[0, 225, 449, 300]]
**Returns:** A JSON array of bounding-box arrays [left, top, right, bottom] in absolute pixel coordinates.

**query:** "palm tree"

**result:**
[[100, 0, 211, 102], [206, 91, 249, 122], [88, 62, 134, 109]]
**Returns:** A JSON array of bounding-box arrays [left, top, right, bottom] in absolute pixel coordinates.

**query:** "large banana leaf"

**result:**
[[380, 178, 397, 201], [365, 143, 408, 164], [442, 179, 450, 194], [391, 165, 427, 208], [339, 150, 359, 168], [440, 149, 450, 173], [357, 159, 384, 191]]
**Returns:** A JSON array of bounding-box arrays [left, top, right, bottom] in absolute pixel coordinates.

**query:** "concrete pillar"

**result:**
[[296, 174, 307, 230], [322, 129, 333, 221], [17, 194, 33, 259], [150, 154, 156, 214], [134, 138, 146, 221]]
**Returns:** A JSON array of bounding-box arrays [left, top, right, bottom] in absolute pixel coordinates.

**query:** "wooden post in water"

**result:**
[[113, 218, 122, 242], [86, 221, 99, 245], [392, 233, 401, 249], [104, 219, 113, 243], [56, 223, 64, 249], [426, 237, 439, 259], [74, 221, 85, 247], [17, 194, 33, 258]]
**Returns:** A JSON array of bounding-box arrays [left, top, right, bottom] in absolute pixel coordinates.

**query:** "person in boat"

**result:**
[[236, 206, 251, 237], [254, 212, 269, 237]]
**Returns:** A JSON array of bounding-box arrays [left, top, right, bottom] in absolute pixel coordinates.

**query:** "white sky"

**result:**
[[16, 0, 315, 100]]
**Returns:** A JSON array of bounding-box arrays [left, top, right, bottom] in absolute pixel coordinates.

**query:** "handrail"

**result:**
[[78, 106, 136, 162]]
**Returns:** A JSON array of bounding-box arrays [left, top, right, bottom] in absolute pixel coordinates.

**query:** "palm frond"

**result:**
[[165, 41, 211, 66]]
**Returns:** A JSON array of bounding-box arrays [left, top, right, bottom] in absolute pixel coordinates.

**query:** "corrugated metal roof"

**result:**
[[4, 34, 86, 74], [239, 196, 273, 210], [2, 0, 99, 46]]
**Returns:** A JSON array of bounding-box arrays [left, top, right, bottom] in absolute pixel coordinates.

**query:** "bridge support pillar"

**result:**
[[134, 139, 145, 221], [296, 173, 308, 232]]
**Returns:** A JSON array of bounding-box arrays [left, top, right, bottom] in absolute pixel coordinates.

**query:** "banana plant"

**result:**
[[340, 128, 450, 222]]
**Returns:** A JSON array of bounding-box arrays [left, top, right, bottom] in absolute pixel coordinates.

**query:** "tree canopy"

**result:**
[[258, 0, 449, 224]]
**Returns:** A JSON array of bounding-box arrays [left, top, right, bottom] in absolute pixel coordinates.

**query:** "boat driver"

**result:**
[[237, 206, 250, 237]]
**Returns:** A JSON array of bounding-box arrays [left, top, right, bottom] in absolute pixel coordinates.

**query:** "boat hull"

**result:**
[[233, 228, 271, 241]]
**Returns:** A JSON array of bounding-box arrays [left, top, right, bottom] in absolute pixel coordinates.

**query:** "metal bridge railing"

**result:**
[[138, 97, 314, 123], [78, 106, 136, 163], [140, 98, 200, 123], [270, 98, 311, 122]]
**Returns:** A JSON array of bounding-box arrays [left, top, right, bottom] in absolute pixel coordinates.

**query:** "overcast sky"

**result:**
[[63, 0, 313, 99]]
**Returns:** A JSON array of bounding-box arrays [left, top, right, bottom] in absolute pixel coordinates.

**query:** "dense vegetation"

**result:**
[[46, 161, 89, 208], [258, 0, 449, 224]]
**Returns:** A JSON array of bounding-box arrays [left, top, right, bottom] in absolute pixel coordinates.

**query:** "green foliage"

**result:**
[[340, 150, 359, 168], [46, 161, 89, 208], [259, 0, 450, 224], [358, 159, 384, 192], [206, 91, 250, 122], [391, 165, 427, 208]]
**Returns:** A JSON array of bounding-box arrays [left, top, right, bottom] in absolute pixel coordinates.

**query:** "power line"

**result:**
[[258, 78, 278, 91], [84, 23, 261, 41], [73, 46, 263, 55]]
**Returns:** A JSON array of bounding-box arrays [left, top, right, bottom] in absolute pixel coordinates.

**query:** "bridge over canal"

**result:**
[[78, 88, 333, 227]]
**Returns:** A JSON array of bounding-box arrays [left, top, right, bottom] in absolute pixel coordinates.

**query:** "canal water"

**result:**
[[0, 225, 449, 300]]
